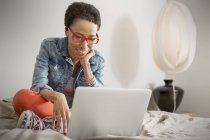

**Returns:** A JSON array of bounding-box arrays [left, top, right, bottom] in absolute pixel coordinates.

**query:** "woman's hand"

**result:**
[[79, 49, 95, 66], [52, 92, 71, 134], [79, 49, 95, 84]]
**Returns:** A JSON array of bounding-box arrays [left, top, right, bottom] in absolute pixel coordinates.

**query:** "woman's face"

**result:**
[[65, 19, 98, 61]]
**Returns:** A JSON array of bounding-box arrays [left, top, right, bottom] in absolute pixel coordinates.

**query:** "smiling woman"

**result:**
[[12, 2, 105, 134]]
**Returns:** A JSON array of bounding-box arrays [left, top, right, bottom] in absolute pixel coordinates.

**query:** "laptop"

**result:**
[[67, 87, 151, 139]]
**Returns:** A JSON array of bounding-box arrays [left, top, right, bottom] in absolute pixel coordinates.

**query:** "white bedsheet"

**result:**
[[0, 99, 210, 140]]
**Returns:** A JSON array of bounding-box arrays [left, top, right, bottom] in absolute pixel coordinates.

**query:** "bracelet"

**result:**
[[85, 76, 95, 86]]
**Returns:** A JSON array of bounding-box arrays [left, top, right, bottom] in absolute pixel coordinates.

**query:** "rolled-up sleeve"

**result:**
[[30, 39, 53, 92], [92, 58, 105, 87]]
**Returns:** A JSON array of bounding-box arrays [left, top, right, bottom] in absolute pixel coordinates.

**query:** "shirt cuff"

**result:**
[[40, 85, 54, 92], [85, 76, 96, 87]]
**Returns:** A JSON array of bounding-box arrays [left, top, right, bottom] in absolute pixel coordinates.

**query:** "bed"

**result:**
[[0, 98, 210, 140]]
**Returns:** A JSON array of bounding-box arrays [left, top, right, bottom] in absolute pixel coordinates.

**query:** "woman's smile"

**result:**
[[76, 48, 88, 57]]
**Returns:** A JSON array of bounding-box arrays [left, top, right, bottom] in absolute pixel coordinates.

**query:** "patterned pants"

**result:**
[[17, 110, 54, 130]]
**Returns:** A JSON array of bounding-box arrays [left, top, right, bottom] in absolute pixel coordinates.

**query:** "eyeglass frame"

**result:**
[[68, 27, 99, 44]]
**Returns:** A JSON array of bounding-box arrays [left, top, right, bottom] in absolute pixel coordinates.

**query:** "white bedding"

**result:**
[[0, 98, 210, 140]]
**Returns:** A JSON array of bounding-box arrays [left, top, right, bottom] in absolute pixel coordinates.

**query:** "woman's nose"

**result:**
[[80, 41, 88, 49]]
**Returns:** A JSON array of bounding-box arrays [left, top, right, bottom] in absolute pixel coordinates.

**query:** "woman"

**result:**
[[13, 2, 104, 134]]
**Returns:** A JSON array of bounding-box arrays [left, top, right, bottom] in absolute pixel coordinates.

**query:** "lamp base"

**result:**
[[152, 79, 184, 112]]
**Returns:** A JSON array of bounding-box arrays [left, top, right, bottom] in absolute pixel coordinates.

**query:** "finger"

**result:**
[[92, 49, 95, 56], [66, 110, 71, 135], [87, 50, 95, 58], [61, 110, 67, 134], [89, 49, 94, 54], [66, 110, 71, 129], [56, 114, 62, 132], [52, 107, 57, 129]]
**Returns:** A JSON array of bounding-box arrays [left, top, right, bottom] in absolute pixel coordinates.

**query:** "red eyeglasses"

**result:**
[[68, 28, 99, 44]]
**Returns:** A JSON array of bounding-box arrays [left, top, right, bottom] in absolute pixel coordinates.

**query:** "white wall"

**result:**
[[166, 0, 210, 117], [0, 0, 70, 99], [0, 0, 165, 99]]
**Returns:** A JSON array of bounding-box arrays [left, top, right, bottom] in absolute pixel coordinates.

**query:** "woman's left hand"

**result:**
[[80, 49, 95, 66]]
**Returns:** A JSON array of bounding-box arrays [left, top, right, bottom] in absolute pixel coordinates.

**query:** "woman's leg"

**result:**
[[17, 110, 58, 130], [13, 89, 53, 119], [16, 110, 45, 130]]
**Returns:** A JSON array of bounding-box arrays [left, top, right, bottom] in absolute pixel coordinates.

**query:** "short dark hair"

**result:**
[[65, 2, 101, 30]]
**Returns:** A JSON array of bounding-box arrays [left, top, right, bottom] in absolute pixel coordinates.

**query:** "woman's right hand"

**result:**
[[52, 92, 71, 134]]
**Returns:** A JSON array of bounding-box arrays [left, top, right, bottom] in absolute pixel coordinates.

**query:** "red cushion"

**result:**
[[13, 89, 53, 118]]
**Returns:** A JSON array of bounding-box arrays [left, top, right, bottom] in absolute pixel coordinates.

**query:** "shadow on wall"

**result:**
[[110, 15, 140, 87]]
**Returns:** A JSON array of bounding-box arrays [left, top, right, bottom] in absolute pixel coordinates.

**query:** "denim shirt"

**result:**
[[30, 37, 105, 107]]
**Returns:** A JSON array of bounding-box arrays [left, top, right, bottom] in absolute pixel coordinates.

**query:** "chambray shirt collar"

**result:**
[[58, 37, 69, 58], [58, 37, 96, 65], [57, 37, 73, 65]]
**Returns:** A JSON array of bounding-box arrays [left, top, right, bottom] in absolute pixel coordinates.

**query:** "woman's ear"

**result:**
[[65, 27, 68, 36]]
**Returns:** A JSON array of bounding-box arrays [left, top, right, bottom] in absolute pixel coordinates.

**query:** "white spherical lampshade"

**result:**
[[152, 1, 196, 74]]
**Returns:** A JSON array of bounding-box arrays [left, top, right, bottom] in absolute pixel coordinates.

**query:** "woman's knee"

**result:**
[[13, 89, 37, 116], [13, 89, 53, 118]]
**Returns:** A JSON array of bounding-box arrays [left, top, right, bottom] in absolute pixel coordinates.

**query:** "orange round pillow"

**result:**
[[13, 89, 53, 119]]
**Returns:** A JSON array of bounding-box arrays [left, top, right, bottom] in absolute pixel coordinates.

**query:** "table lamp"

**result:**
[[152, 1, 196, 112]]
